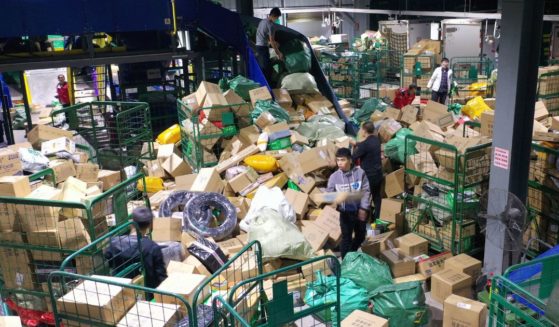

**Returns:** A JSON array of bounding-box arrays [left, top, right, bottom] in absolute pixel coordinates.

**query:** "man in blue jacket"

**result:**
[[327, 148, 371, 259]]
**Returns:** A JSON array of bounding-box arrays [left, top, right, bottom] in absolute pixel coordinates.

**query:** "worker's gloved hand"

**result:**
[[358, 208, 368, 222]]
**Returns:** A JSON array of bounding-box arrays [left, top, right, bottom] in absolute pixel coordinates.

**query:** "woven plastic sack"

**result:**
[[19, 148, 49, 173], [296, 122, 346, 143], [280, 39, 312, 74], [384, 128, 417, 164], [370, 281, 429, 327], [280, 73, 318, 93], [304, 272, 369, 326], [228, 75, 260, 101], [247, 207, 313, 260], [241, 186, 296, 232], [461, 96, 492, 120], [341, 252, 392, 292], [156, 124, 181, 144], [251, 100, 290, 123]]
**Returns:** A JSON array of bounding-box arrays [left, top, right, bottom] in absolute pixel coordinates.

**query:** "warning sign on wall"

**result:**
[[494, 147, 510, 170]]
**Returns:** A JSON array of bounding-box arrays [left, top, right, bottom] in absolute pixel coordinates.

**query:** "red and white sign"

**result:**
[[493, 147, 510, 170]]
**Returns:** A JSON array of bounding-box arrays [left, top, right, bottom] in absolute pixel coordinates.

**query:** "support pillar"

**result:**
[[483, 0, 545, 275]]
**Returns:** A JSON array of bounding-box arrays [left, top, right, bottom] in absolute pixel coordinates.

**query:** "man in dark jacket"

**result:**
[[351, 122, 383, 220], [327, 147, 371, 259], [105, 207, 167, 298]]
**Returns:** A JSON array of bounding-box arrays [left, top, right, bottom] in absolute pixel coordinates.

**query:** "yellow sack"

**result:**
[[466, 82, 487, 97], [156, 124, 181, 144], [461, 96, 492, 120], [244, 155, 278, 173], [137, 177, 164, 193]]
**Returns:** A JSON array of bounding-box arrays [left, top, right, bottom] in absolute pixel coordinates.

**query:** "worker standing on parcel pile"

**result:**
[[327, 148, 371, 259], [105, 207, 167, 299], [427, 58, 453, 104], [350, 122, 382, 220], [256, 7, 284, 82]]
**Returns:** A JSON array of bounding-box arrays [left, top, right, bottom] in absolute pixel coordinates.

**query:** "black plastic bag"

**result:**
[[187, 237, 228, 274]]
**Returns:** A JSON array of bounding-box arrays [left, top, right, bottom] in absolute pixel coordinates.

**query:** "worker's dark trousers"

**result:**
[[431, 90, 448, 104], [339, 211, 366, 259], [256, 45, 272, 82], [368, 175, 383, 220]]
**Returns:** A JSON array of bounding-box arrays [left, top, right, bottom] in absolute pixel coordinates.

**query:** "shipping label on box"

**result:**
[[417, 251, 453, 278], [480, 111, 494, 137], [0, 149, 22, 177], [443, 294, 488, 327], [41, 137, 75, 156], [431, 269, 472, 304]]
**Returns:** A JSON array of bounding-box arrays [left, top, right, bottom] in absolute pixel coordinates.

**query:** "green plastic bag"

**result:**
[[12, 108, 27, 130], [280, 39, 312, 74], [251, 100, 290, 123], [341, 252, 392, 292], [304, 273, 369, 326], [351, 98, 387, 126], [448, 103, 462, 115], [384, 128, 417, 164], [228, 75, 261, 101], [370, 281, 430, 327]]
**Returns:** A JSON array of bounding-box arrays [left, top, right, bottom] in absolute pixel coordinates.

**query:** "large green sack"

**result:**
[[280, 73, 318, 93], [351, 98, 387, 126], [341, 252, 393, 292], [280, 39, 312, 74], [247, 208, 314, 261], [370, 281, 430, 327], [384, 128, 417, 164], [304, 273, 369, 326], [251, 100, 290, 123], [228, 75, 261, 101], [296, 121, 346, 143]]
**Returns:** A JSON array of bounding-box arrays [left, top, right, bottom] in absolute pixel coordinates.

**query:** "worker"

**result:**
[[55, 74, 71, 107], [351, 122, 383, 220], [255, 7, 284, 82], [393, 83, 417, 109], [327, 147, 371, 259], [104, 207, 167, 299], [427, 58, 453, 104]]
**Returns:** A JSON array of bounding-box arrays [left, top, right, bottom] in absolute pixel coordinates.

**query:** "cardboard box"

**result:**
[[0, 202, 18, 232], [27, 125, 73, 148], [60, 177, 88, 217], [157, 144, 177, 162], [195, 81, 221, 105], [228, 167, 259, 194], [380, 248, 416, 278], [315, 206, 341, 243], [384, 107, 402, 121], [57, 275, 135, 325], [152, 217, 182, 242], [0, 176, 31, 197], [379, 120, 402, 143], [117, 300, 180, 327], [227, 197, 249, 219], [191, 168, 223, 193], [162, 153, 192, 178], [407, 152, 438, 185], [0, 149, 22, 177], [284, 188, 309, 219], [202, 92, 229, 121], [379, 198, 403, 223], [175, 174, 197, 190], [306, 96, 333, 114], [552, 116, 559, 130], [255, 111, 276, 129], [249, 86, 272, 106], [480, 111, 494, 137], [361, 237, 381, 257], [264, 122, 291, 140], [341, 310, 389, 327], [400, 105, 418, 125], [217, 238, 244, 256], [183, 253, 212, 277], [48, 159, 76, 184], [443, 295, 488, 327], [0, 233, 35, 290], [431, 269, 472, 303], [393, 273, 427, 284], [424, 100, 454, 128], [238, 125, 261, 146], [384, 168, 405, 198], [299, 220, 329, 252], [371, 231, 397, 251], [216, 145, 260, 174], [396, 233, 429, 257], [58, 218, 91, 250], [75, 163, 100, 182], [41, 137, 75, 156], [167, 260, 196, 275], [143, 160, 166, 178], [18, 185, 62, 232], [417, 252, 453, 278], [299, 144, 335, 174], [155, 273, 209, 305], [98, 170, 121, 191], [224, 90, 251, 116], [0, 317, 23, 327], [534, 101, 549, 121], [444, 254, 482, 282], [273, 89, 293, 109]]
